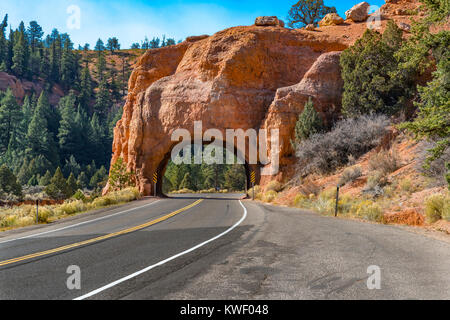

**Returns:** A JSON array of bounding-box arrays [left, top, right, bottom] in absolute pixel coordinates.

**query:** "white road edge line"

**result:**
[[74, 199, 248, 300], [0, 200, 161, 245]]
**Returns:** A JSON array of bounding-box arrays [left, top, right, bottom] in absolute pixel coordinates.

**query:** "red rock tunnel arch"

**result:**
[[104, 26, 345, 196]]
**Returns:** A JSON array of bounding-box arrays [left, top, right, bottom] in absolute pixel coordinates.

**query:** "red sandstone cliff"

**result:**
[[107, 1, 422, 195]]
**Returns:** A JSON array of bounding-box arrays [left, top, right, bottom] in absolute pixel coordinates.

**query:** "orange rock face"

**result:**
[[107, 25, 350, 195], [107, 4, 420, 195], [0, 72, 64, 105]]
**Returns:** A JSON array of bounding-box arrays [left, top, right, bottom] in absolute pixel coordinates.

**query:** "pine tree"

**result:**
[[12, 22, 29, 77], [26, 91, 59, 166], [77, 171, 88, 189], [39, 170, 52, 186], [60, 37, 76, 89], [149, 37, 160, 49], [0, 88, 22, 153], [45, 167, 68, 199], [294, 97, 323, 142], [94, 78, 111, 119], [17, 158, 31, 185], [0, 164, 22, 196], [109, 69, 121, 102], [4, 28, 14, 72], [66, 172, 78, 197], [39, 47, 51, 81], [58, 92, 80, 161], [91, 112, 111, 166], [49, 30, 61, 82], [95, 38, 105, 52], [79, 65, 93, 112], [0, 15, 7, 70], [72, 105, 92, 165], [397, 1, 449, 168], [96, 51, 106, 81], [89, 166, 107, 189], [28, 155, 53, 178], [27, 21, 43, 53], [62, 155, 81, 177], [27, 174, 38, 186], [180, 172, 194, 190], [224, 164, 246, 191], [108, 157, 134, 190], [340, 21, 410, 117]]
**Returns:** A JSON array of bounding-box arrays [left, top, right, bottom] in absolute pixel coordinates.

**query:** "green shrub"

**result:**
[[72, 189, 86, 201], [294, 97, 324, 143], [0, 165, 22, 197], [340, 21, 409, 117], [424, 194, 447, 223], [108, 157, 135, 191], [45, 167, 69, 199]]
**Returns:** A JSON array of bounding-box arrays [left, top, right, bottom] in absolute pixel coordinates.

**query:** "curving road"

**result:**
[[0, 193, 449, 300]]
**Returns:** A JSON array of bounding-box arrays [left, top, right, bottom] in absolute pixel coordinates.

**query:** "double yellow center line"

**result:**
[[0, 199, 203, 267]]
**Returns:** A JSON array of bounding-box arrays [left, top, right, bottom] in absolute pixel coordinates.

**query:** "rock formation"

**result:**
[[107, 25, 349, 195], [319, 13, 344, 27], [254, 16, 285, 27], [107, 2, 423, 195], [260, 52, 343, 184], [0, 72, 64, 105], [345, 2, 371, 22]]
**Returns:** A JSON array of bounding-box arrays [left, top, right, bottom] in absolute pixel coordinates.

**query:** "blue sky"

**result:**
[[1, 0, 386, 48]]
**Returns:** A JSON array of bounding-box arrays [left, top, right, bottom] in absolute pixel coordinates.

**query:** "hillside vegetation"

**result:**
[[251, 0, 450, 231], [0, 14, 179, 203]]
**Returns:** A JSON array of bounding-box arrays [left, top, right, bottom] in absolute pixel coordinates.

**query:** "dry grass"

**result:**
[[262, 190, 278, 203], [368, 149, 401, 176], [264, 181, 283, 192], [425, 193, 450, 223], [0, 188, 141, 230], [338, 166, 362, 186], [247, 185, 262, 200]]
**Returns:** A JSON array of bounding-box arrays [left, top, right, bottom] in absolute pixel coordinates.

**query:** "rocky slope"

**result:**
[[108, 1, 422, 196]]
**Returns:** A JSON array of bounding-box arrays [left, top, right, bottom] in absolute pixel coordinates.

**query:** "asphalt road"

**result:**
[[0, 193, 449, 300]]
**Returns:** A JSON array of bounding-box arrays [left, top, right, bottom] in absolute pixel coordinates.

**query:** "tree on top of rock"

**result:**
[[287, 0, 337, 28]]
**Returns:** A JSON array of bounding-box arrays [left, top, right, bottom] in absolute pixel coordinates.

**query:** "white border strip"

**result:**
[[0, 200, 161, 245], [74, 200, 248, 300]]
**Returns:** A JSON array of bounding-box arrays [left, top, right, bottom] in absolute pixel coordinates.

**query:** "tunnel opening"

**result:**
[[156, 142, 252, 197]]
